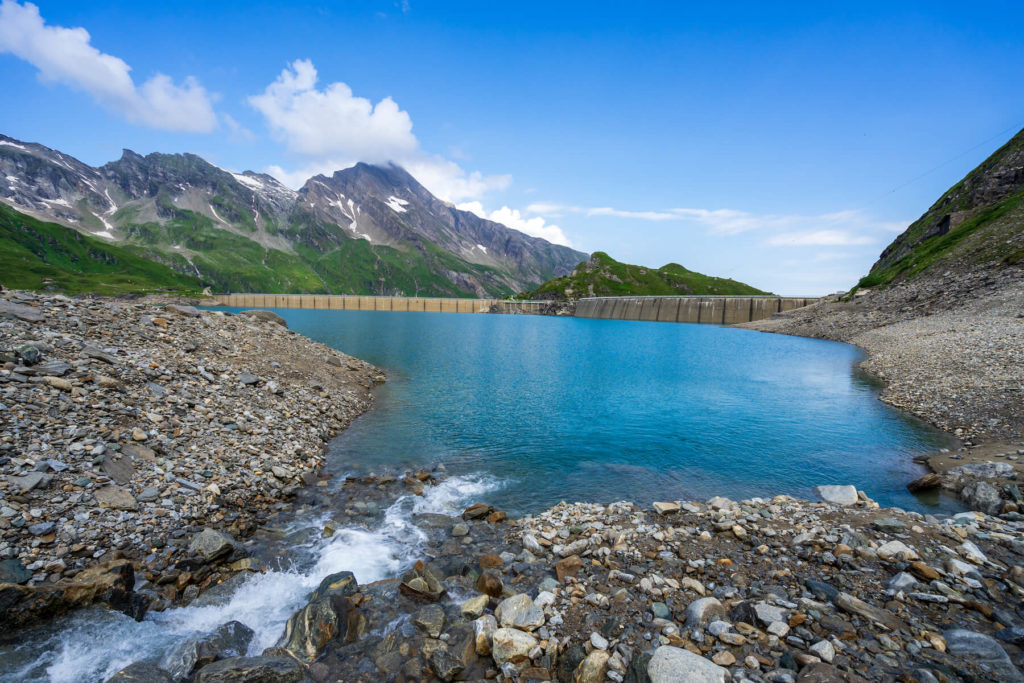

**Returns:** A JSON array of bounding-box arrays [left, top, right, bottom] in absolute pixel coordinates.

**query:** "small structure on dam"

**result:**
[[210, 293, 817, 324]]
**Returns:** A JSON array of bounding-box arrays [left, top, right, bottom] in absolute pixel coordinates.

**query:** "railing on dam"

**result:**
[[209, 293, 818, 324], [574, 296, 819, 324], [209, 293, 550, 314]]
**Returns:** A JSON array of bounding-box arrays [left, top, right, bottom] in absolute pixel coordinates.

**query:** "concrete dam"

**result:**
[[209, 293, 817, 324], [574, 296, 818, 324]]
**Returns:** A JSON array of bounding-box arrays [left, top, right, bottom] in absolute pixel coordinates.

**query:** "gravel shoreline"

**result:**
[[0, 289, 381, 606]]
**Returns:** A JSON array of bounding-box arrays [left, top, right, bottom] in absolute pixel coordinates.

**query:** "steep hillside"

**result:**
[[0, 134, 585, 297], [0, 203, 201, 295], [860, 127, 1024, 288], [519, 251, 772, 300]]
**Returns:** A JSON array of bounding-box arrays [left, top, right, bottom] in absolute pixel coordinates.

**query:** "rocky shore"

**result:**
[[100, 474, 1024, 683], [0, 289, 381, 625]]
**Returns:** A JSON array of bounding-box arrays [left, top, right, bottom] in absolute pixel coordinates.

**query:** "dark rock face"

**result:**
[[164, 620, 256, 680], [192, 656, 310, 683], [104, 661, 175, 683]]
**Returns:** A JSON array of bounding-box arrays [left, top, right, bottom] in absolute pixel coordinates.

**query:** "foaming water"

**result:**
[[0, 475, 500, 683]]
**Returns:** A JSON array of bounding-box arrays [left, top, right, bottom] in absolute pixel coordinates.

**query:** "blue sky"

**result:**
[[1, 1, 1022, 294]]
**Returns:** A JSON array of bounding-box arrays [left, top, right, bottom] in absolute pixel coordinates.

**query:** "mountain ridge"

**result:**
[[0, 134, 585, 297]]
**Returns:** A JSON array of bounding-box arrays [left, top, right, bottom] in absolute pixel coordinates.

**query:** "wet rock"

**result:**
[[907, 473, 941, 492], [413, 604, 446, 637], [474, 614, 497, 656], [105, 662, 174, 683], [475, 571, 503, 598], [647, 645, 727, 683], [943, 629, 1024, 682], [189, 529, 237, 563], [280, 596, 348, 662], [311, 571, 358, 601], [193, 655, 309, 682], [165, 620, 255, 680], [491, 627, 537, 664], [813, 485, 858, 506], [399, 561, 446, 602], [461, 594, 488, 619], [462, 503, 493, 520], [239, 310, 288, 327], [495, 593, 545, 631], [430, 645, 464, 682], [795, 663, 870, 682]]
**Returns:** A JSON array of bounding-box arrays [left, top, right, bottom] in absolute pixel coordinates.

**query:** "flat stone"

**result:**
[[165, 304, 201, 318], [943, 629, 1023, 682], [0, 299, 44, 322], [813, 485, 858, 506], [412, 603, 446, 637], [94, 485, 137, 511], [238, 372, 260, 386], [238, 309, 288, 327], [834, 592, 901, 631], [8, 472, 46, 492], [193, 656, 307, 683], [653, 501, 680, 515], [105, 662, 174, 683], [753, 602, 788, 626], [461, 594, 489, 619], [648, 645, 728, 683], [877, 540, 919, 561]]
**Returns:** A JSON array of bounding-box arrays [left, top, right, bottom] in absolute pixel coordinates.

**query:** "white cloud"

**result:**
[[0, 0, 217, 132], [457, 202, 572, 247], [249, 59, 417, 161], [767, 230, 875, 247], [250, 59, 509, 203]]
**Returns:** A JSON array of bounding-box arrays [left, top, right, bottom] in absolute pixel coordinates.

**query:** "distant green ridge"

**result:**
[[860, 127, 1024, 288], [0, 203, 202, 295], [518, 251, 772, 300]]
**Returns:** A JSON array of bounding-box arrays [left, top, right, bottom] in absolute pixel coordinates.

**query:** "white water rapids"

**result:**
[[0, 475, 500, 683]]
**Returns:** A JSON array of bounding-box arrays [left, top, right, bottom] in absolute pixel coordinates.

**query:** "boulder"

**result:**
[[164, 620, 255, 680], [189, 529, 237, 563], [0, 299, 44, 323], [430, 646, 465, 682], [280, 596, 348, 661], [412, 604, 446, 638], [490, 627, 537, 665], [555, 554, 583, 582], [948, 461, 1015, 479], [907, 473, 941, 492], [647, 646, 728, 683], [310, 570, 358, 601], [0, 559, 32, 585], [193, 656, 309, 682], [105, 662, 174, 683], [495, 593, 545, 631], [462, 503, 493, 520], [960, 480, 1004, 515], [239, 310, 288, 328], [575, 650, 610, 683], [813, 485, 858, 506]]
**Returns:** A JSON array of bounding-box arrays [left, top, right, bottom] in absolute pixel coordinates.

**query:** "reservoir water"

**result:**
[[0, 310, 957, 681]]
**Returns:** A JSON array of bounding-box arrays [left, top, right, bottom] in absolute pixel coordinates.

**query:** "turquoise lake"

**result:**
[[224, 308, 956, 513]]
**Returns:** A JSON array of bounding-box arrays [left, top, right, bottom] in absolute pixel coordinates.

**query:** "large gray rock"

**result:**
[[193, 656, 309, 682], [944, 629, 1024, 682], [647, 646, 728, 683], [0, 299, 44, 323], [163, 620, 255, 680], [684, 597, 726, 628], [813, 485, 858, 506], [494, 593, 545, 631], [105, 662, 174, 683], [0, 559, 32, 584], [189, 529, 237, 563], [8, 472, 46, 492], [239, 310, 288, 328], [960, 480, 1004, 515], [948, 461, 1015, 479]]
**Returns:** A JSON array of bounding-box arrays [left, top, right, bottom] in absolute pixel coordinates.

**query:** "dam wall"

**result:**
[[209, 293, 548, 314], [573, 296, 818, 324], [210, 293, 817, 324]]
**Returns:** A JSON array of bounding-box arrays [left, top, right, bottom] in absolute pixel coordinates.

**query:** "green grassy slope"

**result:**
[[518, 251, 772, 299], [859, 128, 1024, 288], [0, 204, 202, 295]]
